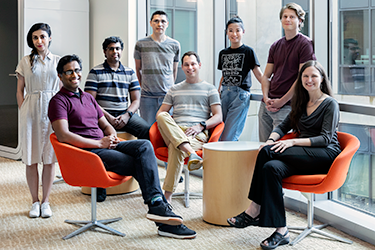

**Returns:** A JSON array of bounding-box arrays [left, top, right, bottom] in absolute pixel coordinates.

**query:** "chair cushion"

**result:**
[[107, 171, 127, 180], [156, 147, 169, 158], [283, 174, 327, 185]]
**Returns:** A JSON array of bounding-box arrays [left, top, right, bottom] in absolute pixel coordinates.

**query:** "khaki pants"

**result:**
[[156, 112, 208, 192]]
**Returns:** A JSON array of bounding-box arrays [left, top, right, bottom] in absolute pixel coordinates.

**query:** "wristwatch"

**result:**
[[126, 110, 133, 118], [199, 121, 206, 130]]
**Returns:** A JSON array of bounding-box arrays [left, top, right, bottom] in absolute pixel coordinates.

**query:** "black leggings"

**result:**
[[248, 145, 339, 228]]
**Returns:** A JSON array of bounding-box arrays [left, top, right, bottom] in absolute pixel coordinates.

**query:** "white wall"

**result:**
[[197, 0, 214, 85], [22, 0, 90, 88], [89, 0, 137, 73], [237, 0, 282, 141]]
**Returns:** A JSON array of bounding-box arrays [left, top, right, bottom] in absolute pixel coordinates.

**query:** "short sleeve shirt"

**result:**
[[163, 80, 221, 126], [84, 61, 140, 113], [218, 44, 260, 91], [267, 33, 316, 100], [134, 36, 180, 95], [48, 87, 105, 140]]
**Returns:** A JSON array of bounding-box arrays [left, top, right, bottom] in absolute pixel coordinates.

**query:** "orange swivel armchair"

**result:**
[[281, 131, 360, 245], [50, 133, 131, 240], [149, 121, 225, 207]]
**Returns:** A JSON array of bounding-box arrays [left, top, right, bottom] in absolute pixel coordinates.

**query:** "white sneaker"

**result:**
[[41, 202, 52, 218], [29, 201, 40, 218]]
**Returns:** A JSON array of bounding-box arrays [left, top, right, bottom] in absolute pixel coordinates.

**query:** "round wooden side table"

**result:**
[[202, 141, 263, 226]]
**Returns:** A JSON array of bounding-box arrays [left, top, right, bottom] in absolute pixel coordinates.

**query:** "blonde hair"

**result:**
[[279, 3, 306, 30]]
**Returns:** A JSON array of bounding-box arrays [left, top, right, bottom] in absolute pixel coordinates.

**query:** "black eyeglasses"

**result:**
[[63, 68, 81, 75], [106, 47, 122, 52]]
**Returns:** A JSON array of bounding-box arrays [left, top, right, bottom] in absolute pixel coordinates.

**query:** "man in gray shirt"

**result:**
[[156, 51, 222, 203], [134, 10, 180, 125]]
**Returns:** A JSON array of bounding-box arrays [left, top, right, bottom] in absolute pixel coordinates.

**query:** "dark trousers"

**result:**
[[248, 145, 338, 228], [110, 111, 150, 140], [89, 140, 163, 204]]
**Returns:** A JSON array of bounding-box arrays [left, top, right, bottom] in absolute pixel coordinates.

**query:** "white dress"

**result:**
[[15, 53, 61, 165]]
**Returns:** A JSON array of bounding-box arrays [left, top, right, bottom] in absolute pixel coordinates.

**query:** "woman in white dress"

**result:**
[[16, 23, 61, 218]]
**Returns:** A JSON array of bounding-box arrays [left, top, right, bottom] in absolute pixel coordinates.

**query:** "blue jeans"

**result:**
[[89, 140, 163, 204], [220, 86, 250, 141], [140, 95, 166, 126], [258, 102, 292, 142]]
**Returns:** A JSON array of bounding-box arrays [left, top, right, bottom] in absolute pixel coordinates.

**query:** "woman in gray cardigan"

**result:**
[[227, 60, 341, 250]]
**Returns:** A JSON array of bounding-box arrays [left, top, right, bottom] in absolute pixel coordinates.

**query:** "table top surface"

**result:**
[[203, 141, 264, 151]]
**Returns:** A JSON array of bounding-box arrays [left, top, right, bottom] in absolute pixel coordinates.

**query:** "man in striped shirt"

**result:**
[[85, 36, 150, 140], [156, 51, 222, 203]]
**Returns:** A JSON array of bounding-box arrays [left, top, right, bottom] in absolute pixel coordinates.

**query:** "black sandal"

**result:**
[[227, 211, 259, 228], [260, 230, 290, 250]]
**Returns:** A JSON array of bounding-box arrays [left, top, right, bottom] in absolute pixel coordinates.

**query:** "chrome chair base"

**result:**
[[289, 224, 353, 246], [62, 187, 125, 240], [63, 217, 124, 240], [53, 175, 65, 184], [172, 165, 202, 208], [288, 192, 352, 246]]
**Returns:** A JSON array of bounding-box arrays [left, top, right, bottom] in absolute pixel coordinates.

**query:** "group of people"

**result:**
[[16, 2, 341, 248]]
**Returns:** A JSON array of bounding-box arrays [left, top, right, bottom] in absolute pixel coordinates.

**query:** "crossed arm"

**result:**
[[52, 116, 119, 149], [86, 90, 140, 130], [156, 103, 223, 137], [261, 63, 304, 112]]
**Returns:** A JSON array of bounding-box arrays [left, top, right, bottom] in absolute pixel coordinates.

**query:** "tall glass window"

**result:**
[[148, 0, 197, 82], [334, 1, 375, 215], [149, 0, 197, 62], [338, 2, 373, 95]]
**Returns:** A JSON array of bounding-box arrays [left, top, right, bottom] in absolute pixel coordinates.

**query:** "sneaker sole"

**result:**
[[146, 214, 183, 226], [158, 230, 197, 239], [187, 159, 203, 171]]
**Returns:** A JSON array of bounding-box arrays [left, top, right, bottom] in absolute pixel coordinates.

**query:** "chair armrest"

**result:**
[[208, 122, 225, 143], [149, 122, 167, 148]]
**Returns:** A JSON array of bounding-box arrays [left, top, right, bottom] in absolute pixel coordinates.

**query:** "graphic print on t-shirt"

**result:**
[[221, 53, 245, 86]]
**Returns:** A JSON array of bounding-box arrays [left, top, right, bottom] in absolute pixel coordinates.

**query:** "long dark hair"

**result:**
[[26, 23, 52, 70], [289, 60, 333, 131]]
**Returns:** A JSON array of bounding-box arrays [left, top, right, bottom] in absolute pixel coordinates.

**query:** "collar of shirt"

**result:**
[[60, 86, 83, 97], [103, 60, 125, 72]]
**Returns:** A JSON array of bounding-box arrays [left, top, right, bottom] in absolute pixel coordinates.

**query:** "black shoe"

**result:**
[[227, 211, 259, 228], [158, 224, 197, 239], [147, 202, 183, 225], [97, 188, 107, 202], [179, 176, 184, 183], [260, 230, 290, 250]]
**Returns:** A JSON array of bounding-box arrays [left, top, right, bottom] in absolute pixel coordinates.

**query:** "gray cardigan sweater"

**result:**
[[273, 96, 341, 155]]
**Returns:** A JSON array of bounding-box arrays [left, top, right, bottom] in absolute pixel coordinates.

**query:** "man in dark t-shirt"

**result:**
[[259, 3, 316, 142]]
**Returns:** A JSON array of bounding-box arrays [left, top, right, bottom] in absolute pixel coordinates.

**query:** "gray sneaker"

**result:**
[[158, 224, 197, 239], [187, 153, 203, 171]]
